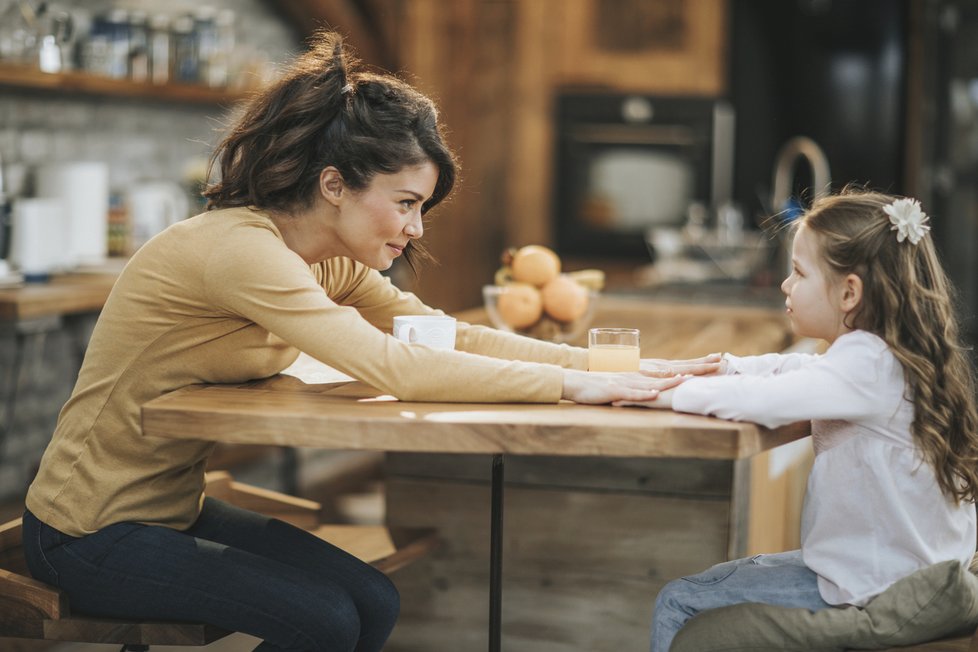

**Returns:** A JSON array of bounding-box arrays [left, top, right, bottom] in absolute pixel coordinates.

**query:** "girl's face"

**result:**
[[780, 224, 852, 343], [330, 161, 439, 270]]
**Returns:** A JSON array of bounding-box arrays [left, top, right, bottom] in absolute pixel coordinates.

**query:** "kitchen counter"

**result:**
[[0, 272, 119, 321]]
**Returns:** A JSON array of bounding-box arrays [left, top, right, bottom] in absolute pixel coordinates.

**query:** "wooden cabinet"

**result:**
[[554, 0, 728, 95]]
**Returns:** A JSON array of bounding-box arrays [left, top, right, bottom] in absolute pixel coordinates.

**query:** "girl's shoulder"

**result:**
[[826, 330, 902, 382], [829, 330, 889, 355]]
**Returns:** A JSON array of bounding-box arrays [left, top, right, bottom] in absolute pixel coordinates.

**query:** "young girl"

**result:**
[[618, 190, 978, 652]]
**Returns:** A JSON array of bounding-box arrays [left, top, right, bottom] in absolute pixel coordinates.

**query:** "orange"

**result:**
[[496, 283, 543, 329], [511, 245, 561, 287], [541, 275, 589, 322]]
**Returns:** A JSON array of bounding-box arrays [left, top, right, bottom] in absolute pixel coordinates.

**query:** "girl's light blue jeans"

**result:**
[[651, 549, 832, 652], [22, 497, 399, 652]]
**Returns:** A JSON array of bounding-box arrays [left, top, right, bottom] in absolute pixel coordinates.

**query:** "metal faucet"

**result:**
[[0, 147, 9, 273], [771, 136, 831, 216], [769, 136, 831, 278]]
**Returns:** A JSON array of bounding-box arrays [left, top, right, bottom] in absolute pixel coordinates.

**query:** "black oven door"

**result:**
[[553, 94, 728, 259]]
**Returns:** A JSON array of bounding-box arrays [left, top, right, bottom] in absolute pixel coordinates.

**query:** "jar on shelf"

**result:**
[[147, 13, 170, 85], [171, 14, 197, 84]]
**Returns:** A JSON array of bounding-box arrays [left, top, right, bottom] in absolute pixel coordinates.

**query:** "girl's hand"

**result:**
[[613, 387, 678, 409], [641, 353, 723, 378], [561, 369, 687, 405]]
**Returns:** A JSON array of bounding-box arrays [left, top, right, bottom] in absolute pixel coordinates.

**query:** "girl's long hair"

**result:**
[[203, 30, 457, 272], [803, 189, 978, 503]]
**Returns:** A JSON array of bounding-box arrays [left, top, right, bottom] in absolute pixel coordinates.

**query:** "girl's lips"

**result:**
[[387, 244, 404, 255]]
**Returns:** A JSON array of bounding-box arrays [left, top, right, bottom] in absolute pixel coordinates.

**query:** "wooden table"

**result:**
[[142, 298, 808, 652]]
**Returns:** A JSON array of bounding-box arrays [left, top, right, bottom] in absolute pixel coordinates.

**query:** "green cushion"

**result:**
[[671, 560, 978, 652]]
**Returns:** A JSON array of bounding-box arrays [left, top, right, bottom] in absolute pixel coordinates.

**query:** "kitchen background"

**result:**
[[0, 0, 977, 649]]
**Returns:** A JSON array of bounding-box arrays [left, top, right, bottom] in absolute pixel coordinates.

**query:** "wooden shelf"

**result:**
[[0, 63, 253, 105]]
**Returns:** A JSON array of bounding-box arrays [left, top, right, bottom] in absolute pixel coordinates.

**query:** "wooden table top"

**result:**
[[142, 298, 809, 461], [142, 376, 809, 460], [0, 272, 119, 321]]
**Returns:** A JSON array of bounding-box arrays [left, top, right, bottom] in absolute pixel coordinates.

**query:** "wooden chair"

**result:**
[[0, 471, 439, 651]]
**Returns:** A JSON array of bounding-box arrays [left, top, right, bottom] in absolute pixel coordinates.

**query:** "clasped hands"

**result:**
[[561, 353, 722, 407]]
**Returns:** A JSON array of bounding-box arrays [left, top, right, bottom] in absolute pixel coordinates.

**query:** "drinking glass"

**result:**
[[587, 328, 640, 372]]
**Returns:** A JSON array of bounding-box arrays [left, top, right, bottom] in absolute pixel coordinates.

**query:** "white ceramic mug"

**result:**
[[393, 315, 456, 350]]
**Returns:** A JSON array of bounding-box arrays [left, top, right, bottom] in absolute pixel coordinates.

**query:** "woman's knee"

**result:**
[[359, 566, 400, 630]]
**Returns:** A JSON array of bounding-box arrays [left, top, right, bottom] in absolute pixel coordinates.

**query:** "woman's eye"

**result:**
[[400, 199, 416, 210]]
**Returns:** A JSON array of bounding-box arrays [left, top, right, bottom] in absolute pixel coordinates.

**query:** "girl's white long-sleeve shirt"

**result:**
[[672, 330, 977, 606]]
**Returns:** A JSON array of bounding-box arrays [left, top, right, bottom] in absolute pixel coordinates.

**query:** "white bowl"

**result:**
[[482, 284, 599, 344]]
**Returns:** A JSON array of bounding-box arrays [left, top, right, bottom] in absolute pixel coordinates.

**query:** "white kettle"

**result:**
[[127, 181, 190, 251]]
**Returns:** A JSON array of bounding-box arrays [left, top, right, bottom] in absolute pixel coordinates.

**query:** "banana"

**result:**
[[567, 269, 605, 291], [494, 266, 516, 286]]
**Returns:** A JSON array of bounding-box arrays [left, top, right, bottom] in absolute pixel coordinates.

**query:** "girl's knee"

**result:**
[[655, 577, 692, 614]]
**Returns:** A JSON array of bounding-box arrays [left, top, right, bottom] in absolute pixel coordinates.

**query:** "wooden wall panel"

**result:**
[[393, 0, 518, 311], [390, 0, 727, 309]]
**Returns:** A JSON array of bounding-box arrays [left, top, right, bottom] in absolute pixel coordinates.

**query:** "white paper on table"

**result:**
[[282, 352, 355, 385]]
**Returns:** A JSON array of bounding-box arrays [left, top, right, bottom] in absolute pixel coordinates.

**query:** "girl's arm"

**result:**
[[616, 333, 895, 428]]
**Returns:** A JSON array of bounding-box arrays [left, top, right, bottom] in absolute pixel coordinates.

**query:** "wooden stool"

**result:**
[[0, 471, 438, 650]]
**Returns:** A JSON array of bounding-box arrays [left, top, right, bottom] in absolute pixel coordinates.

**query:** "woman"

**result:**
[[22, 32, 714, 651]]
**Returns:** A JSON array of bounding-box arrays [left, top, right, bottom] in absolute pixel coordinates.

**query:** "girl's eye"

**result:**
[[400, 199, 417, 210]]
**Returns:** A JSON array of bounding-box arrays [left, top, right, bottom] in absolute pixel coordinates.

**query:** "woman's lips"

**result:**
[[387, 244, 404, 255]]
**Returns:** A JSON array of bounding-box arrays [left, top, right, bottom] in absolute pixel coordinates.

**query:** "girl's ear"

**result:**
[[320, 167, 345, 207], [840, 273, 863, 313]]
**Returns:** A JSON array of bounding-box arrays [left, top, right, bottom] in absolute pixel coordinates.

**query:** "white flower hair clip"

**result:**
[[883, 198, 931, 245]]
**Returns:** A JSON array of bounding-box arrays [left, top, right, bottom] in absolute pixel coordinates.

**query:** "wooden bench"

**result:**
[[0, 471, 439, 650]]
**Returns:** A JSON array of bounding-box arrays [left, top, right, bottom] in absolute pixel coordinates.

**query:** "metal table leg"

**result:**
[[0, 316, 59, 458], [489, 453, 504, 652]]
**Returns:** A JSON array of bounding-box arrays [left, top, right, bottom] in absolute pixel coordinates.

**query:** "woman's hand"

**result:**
[[561, 369, 687, 405], [641, 353, 723, 378], [613, 387, 678, 410]]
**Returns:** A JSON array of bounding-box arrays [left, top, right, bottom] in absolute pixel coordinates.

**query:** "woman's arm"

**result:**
[[563, 370, 686, 404]]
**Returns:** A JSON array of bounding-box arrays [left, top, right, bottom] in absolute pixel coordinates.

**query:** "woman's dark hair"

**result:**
[[203, 30, 457, 271]]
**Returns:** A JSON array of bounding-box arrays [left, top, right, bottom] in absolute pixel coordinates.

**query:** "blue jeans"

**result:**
[[651, 550, 832, 652], [22, 497, 399, 652]]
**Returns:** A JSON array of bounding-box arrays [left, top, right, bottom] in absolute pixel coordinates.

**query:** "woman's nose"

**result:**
[[404, 211, 423, 238], [780, 276, 791, 295]]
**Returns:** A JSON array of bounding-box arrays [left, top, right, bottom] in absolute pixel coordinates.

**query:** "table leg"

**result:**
[[0, 316, 58, 458], [489, 453, 504, 652]]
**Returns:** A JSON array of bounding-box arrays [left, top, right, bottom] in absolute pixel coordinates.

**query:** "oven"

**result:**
[[553, 93, 734, 258]]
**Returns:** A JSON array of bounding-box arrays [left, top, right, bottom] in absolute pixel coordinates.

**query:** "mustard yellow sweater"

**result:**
[[26, 207, 587, 536]]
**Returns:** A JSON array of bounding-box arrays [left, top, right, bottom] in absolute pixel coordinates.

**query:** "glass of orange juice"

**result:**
[[588, 328, 640, 371]]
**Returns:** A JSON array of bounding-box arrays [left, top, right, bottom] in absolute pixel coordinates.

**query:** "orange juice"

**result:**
[[588, 344, 641, 372]]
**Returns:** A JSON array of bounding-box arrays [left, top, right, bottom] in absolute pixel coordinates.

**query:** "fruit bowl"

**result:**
[[483, 284, 599, 344]]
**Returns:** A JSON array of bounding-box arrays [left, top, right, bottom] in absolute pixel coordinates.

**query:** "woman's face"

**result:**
[[780, 224, 849, 342], [331, 161, 439, 270]]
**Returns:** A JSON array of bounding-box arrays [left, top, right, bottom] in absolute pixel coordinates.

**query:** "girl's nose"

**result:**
[[780, 276, 791, 295]]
